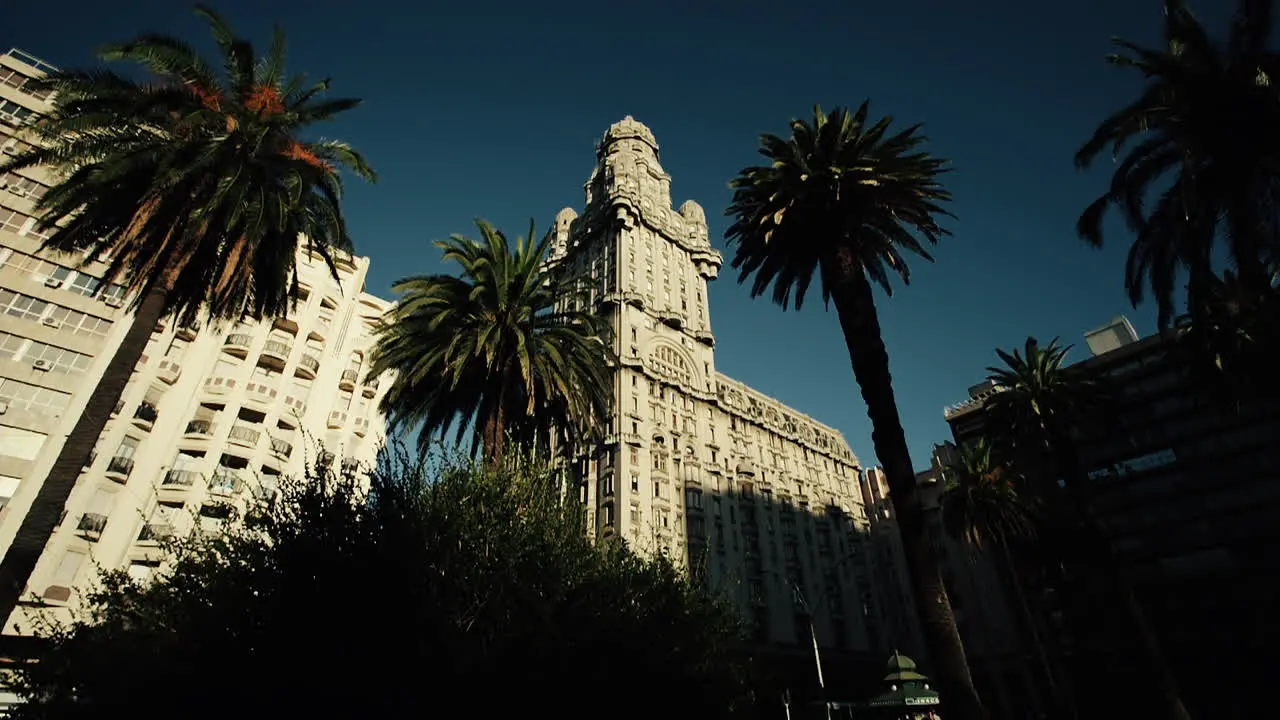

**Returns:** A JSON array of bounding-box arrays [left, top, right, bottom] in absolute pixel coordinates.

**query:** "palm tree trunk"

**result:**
[[825, 250, 988, 720], [483, 402, 507, 466], [1045, 427, 1190, 720], [0, 283, 168, 632], [995, 540, 1074, 719]]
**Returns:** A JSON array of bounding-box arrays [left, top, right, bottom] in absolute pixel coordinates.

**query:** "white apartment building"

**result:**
[[551, 117, 885, 653], [0, 48, 391, 634]]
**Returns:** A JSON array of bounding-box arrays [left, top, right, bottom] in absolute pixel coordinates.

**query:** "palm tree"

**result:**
[[941, 439, 1071, 718], [0, 6, 373, 629], [725, 104, 988, 720], [984, 338, 1190, 720], [367, 219, 612, 464], [1177, 265, 1280, 396], [1075, 0, 1280, 329]]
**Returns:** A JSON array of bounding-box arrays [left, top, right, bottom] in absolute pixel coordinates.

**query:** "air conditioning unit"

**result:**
[[104, 296, 123, 308], [0, 143, 17, 155], [0, 180, 7, 191], [41, 316, 60, 329], [7, 186, 27, 198], [43, 276, 61, 288], [0, 401, 9, 414], [32, 359, 52, 371]]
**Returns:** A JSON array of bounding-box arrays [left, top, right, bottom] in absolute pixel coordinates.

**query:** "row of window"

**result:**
[[0, 169, 49, 200], [0, 245, 127, 301], [0, 377, 71, 418], [0, 99, 36, 126], [0, 331, 93, 373], [0, 288, 113, 339], [0, 67, 50, 101]]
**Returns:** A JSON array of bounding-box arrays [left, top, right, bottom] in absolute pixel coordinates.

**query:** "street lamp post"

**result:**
[[793, 583, 832, 720]]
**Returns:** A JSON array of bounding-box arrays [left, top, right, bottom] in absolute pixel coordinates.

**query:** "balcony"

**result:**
[[162, 468, 200, 488], [295, 353, 320, 379], [204, 375, 237, 396], [132, 402, 158, 431], [156, 358, 182, 384], [244, 381, 278, 408], [282, 395, 306, 417], [339, 368, 358, 391], [259, 340, 292, 369], [270, 437, 294, 458], [207, 471, 241, 497], [227, 424, 261, 448], [222, 333, 252, 357], [352, 416, 370, 437], [105, 455, 134, 483], [175, 321, 200, 341], [160, 468, 200, 502], [76, 513, 107, 539], [327, 410, 347, 429], [137, 523, 174, 545], [184, 419, 216, 438], [362, 375, 378, 398]]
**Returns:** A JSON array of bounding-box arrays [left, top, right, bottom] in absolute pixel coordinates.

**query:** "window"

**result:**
[[631, 474, 639, 492], [45, 305, 112, 340], [602, 503, 615, 526], [51, 550, 86, 588], [0, 171, 49, 200], [0, 99, 36, 125], [126, 563, 153, 584], [114, 435, 140, 461], [0, 68, 50, 100], [0, 332, 93, 373], [84, 488, 116, 518], [685, 489, 703, 509], [0, 378, 71, 417], [599, 475, 615, 497], [0, 475, 21, 509], [653, 480, 663, 499], [0, 208, 35, 235], [0, 425, 46, 462]]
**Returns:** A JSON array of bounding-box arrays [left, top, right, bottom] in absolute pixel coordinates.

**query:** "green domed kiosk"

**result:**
[[859, 651, 942, 719]]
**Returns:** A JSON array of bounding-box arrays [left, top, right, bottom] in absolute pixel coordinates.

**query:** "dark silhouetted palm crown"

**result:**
[[724, 103, 952, 308], [1076, 0, 1280, 327], [942, 438, 1038, 551], [368, 219, 612, 457]]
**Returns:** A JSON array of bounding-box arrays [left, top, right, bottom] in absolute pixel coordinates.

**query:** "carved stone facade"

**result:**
[[551, 117, 883, 653]]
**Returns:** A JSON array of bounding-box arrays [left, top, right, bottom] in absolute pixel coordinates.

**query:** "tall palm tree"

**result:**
[[984, 338, 1190, 720], [367, 219, 611, 464], [941, 439, 1071, 718], [0, 6, 373, 629], [725, 104, 988, 720], [1075, 0, 1280, 329]]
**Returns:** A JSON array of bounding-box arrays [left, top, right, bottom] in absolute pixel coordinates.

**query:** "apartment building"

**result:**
[[549, 117, 884, 662], [0, 47, 392, 634], [941, 316, 1280, 717]]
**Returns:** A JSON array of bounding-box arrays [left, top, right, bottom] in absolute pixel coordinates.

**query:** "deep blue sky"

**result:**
[[4, 0, 1236, 470]]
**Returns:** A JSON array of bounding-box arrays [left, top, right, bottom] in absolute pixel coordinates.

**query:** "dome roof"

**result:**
[[883, 650, 928, 683], [603, 115, 659, 154], [679, 199, 706, 225], [554, 207, 578, 224]]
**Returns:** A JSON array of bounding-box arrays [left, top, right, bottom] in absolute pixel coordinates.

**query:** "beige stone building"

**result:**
[[0, 47, 391, 635], [550, 117, 882, 653]]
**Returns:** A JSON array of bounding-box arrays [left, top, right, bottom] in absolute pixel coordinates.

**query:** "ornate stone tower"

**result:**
[[551, 117, 724, 555]]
